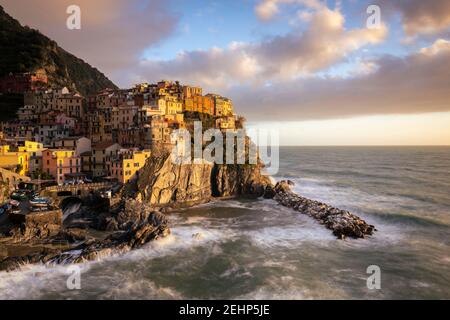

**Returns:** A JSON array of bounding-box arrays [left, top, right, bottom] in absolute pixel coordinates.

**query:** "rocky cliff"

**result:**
[[212, 163, 272, 198], [133, 153, 272, 207], [135, 154, 214, 207]]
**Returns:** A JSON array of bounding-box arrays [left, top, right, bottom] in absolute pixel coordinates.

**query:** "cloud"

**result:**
[[229, 39, 450, 121], [377, 0, 450, 37], [255, 0, 323, 21], [1, 0, 178, 81], [136, 4, 386, 88]]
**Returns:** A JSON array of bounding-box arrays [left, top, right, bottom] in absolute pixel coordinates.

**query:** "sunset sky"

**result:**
[[2, 0, 450, 145]]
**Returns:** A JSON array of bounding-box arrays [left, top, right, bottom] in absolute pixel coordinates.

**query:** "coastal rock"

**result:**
[[212, 163, 272, 198], [116, 199, 161, 229], [136, 153, 213, 207], [7, 209, 63, 241], [56, 228, 87, 243], [273, 180, 376, 239], [0, 211, 170, 271]]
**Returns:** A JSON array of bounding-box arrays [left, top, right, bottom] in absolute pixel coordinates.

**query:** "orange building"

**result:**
[[202, 95, 214, 115], [183, 85, 202, 99]]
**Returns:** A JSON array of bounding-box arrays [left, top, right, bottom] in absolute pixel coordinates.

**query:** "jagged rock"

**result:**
[[273, 180, 375, 239], [7, 209, 63, 241], [263, 184, 276, 199], [212, 163, 272, 198], [135, 153, 213, 207], [56, 228, 87, 243], [104, 217, 119, 231], [0, 211, 170, 271]]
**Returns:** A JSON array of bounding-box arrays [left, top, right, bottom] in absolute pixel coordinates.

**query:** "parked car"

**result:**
[[10, 191, 27, 201]]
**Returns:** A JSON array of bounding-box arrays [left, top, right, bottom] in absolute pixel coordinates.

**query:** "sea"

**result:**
[[0, 146, 449, 299]]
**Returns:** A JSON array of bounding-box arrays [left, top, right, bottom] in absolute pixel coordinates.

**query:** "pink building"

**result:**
[[42, 149, 81, 185]]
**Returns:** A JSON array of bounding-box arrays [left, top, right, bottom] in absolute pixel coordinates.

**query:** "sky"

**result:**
[[1, 0, 450, 145]]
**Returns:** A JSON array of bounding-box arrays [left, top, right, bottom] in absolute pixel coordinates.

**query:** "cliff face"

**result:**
[[212, 163, 272, 198], [135, 154, 214, 207], [134, 153, 272, 207], [0, 5, 117, 96]]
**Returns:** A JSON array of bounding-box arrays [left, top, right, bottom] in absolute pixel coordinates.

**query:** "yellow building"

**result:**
[[164, 96, 183, 115], [109, 149, 151, 183], [208, 94, 234, 116], [18, 140, 46, 174], [18, 141, 44, 153], [0, 148, 29, 175]]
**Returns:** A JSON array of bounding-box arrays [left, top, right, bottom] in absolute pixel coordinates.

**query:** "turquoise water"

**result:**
[[1, 147, 449, 299]]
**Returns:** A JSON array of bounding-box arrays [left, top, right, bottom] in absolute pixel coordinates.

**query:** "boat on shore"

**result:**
[[29, 197, 51, 207]]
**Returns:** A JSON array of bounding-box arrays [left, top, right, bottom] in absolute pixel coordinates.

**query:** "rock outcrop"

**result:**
[[7, 209, 62, 241], [267, 181, 376, 239], [0, 210, 169, 271], [212, 163, 272, 198], [134, 152, 273, 207], [135, 153, 213, 207]]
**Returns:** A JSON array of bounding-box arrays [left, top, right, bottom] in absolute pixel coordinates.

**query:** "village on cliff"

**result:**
[[0, 72, 238, 187]]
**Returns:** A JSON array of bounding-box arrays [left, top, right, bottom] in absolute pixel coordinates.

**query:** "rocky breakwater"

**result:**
[[265, 180, 376, 239]]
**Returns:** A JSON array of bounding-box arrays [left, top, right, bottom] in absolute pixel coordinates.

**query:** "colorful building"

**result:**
[[91, 142, 122, 177], [42, 149, 81, 184], [52, 137, 91, 156], [0, 149, 29, 175], [109, 149, 151, 183]]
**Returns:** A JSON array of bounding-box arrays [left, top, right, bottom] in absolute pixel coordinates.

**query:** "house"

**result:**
[[42, 149, 81, 184], [52, 137, 91, 156], [216, 116, 236, 130], [0, 149, 29, 175], [91, 142, 122, 177], [207, 94, 234, 117], [17, 140, 46, 175], [36, 123, 71, 146], [17, 105, 38, 121], [109, 149, 151, 183]]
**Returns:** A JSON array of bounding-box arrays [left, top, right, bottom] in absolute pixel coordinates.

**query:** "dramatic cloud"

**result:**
[[229, 39, 450, 121], [378, 0, 450, 37], [136, 3, 386, 88], [1, 0, 178, 80]]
